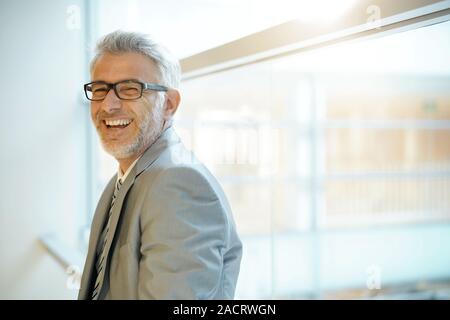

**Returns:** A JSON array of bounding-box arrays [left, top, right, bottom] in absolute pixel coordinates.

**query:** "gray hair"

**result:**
[[90, 30, 181, 89]]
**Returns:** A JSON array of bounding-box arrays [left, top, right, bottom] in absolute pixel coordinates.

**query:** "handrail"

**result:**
[[39, 233, 85, 271]]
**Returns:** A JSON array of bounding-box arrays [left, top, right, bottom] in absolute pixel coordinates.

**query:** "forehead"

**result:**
[[92, 52, 160, 83]]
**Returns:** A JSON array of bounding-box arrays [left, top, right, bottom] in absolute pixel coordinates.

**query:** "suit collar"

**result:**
[[135, 126, 180, 177]]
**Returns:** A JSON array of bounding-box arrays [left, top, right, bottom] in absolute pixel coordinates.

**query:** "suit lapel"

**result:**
[[94, 171, 136, 296], [78, 175, 116, 299]]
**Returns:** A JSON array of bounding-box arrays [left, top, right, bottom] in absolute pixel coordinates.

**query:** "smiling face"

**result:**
[[90, 52, 166, 160]]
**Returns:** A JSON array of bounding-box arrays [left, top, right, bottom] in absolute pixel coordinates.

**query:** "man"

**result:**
[[78, 31, 242, 300]]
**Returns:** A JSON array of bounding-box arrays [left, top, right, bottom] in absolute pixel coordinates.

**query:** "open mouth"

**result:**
[[103, 119, 133, 129]]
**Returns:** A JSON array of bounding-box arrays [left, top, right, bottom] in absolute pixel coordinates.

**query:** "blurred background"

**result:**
[[1, 0, 449, 299]]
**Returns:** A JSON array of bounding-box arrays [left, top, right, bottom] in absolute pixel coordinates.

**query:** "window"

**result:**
[[177, 20, 450, 298], [90, 0, 450, 299]]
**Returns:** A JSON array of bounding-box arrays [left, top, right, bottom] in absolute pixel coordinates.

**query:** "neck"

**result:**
[[117, 144, 147, 174], [118, 155, 139, 175]]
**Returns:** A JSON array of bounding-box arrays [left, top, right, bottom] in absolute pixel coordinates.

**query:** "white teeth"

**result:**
[[105, 119, 132, 127]]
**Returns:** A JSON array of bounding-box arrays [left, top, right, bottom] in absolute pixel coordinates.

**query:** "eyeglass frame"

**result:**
[[83, 79, 169, 101]]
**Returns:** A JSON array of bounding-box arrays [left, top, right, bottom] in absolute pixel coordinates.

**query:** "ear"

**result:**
[[163, 89, 180, 120]]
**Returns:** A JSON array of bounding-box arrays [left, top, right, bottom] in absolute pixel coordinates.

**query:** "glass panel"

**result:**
[[178, 20, 450, 299]]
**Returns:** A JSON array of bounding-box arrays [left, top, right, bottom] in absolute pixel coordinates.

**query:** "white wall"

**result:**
[[0, 0, 89, 299]]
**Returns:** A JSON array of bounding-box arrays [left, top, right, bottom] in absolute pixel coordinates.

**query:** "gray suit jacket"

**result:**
[[78, 127, 242, 299]]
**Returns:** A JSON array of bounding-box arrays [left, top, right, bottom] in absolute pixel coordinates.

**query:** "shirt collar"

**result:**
[[117, 155, 142, 184]]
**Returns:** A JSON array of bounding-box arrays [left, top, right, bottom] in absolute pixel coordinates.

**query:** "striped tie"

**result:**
[[91, 178, 123, 300]]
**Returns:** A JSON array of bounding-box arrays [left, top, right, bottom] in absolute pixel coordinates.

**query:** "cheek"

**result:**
[[131, 100, 153, 122], [90, 104, 99, 122]]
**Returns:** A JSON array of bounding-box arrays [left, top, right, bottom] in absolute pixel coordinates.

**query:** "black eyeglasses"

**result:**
[[83, 79, 168, 101]]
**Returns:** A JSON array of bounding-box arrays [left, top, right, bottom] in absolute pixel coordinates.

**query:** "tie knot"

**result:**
[[114, 179, 122, 196]]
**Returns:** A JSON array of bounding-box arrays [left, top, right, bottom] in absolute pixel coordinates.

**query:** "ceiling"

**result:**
[[95, 0, 357, 58]]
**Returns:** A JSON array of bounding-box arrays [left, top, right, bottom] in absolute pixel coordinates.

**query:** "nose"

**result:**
[[100, 88, 122, 113]]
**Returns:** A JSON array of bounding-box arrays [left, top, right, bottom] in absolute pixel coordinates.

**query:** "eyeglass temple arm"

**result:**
[[143, 83, 168, 91]]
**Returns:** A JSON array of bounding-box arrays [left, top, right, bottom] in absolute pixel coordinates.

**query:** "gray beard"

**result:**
[[99, 97, 165, 160]]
